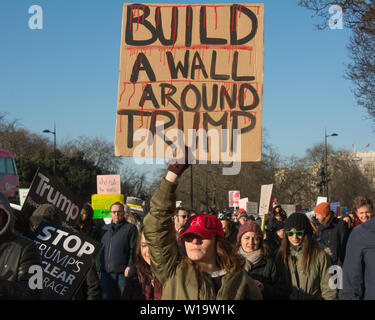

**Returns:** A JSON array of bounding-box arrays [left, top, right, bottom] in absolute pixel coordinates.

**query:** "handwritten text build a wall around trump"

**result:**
[[116, 4, 264, 162]]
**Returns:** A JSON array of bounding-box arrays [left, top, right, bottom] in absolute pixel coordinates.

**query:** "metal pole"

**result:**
[[53, 123, 56, 177], [190, 165, 193, 209], [325, 128, 328, 199]]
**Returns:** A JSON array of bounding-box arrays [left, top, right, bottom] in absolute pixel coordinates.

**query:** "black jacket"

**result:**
[[246, 256, 289, 300], [71, 224, 102, 300], [340, 217, 375, 300], [100, 221, 138, 273], [264, 231, 282, 258], [314, 214, 349, 266], [0, 193, 42, 299]]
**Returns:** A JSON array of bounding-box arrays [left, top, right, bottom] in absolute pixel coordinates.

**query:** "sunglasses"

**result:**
[[178, 215, 188, 219], [285, 230, 305, 237]]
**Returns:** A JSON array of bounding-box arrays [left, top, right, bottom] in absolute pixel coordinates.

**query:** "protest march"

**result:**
[[2, 2, 375, 313]]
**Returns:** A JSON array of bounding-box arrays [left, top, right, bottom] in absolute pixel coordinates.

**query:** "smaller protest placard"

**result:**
[[239, 198, 248, 210], [316, 196, 328, 205], [92, 194, 124, 219], [126, 196, 144, 217], [21, 169, 83, 226], [281, 204, 297, 217], [246, 201, 258, 219], [97, 175, 121, 195], [305, 211, 316, 218], [32, 221, 102, 300], [18, 188, 30, 207], [330, 202, 340, 214], [259, 184, 273, 217], [228, 191, 241, 208]]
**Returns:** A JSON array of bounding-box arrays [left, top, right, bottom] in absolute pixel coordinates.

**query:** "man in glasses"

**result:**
[[99, 202, 138, 299], [173, 206, 189, 235]]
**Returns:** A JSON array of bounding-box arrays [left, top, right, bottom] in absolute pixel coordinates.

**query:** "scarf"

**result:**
[[238, 247, 263, 271]]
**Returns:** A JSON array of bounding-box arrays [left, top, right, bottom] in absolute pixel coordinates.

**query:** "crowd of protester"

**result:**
[[1, 158, 375, 300]]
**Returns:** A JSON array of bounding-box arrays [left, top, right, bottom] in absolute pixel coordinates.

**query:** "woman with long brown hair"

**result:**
[[121, 226, 162, 300], [143, 159, 262, 300], [279, 213, 337, 300]]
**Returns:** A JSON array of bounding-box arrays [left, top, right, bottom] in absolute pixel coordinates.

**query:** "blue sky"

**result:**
[[1, 0, 373, 178]]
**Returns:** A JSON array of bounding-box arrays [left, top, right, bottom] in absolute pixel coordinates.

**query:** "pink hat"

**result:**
[[178, 214, 224, 240], [236, 220, 263, 243]]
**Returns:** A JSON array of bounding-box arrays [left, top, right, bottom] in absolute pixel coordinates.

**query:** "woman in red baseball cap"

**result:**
[[143, 150, 262, 300]]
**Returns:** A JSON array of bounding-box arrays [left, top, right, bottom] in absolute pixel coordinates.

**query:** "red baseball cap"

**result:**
[[178, 214, 224, 240]]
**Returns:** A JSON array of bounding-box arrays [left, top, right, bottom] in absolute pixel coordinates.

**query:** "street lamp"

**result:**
[[43, 123, 56, 176], [324, 129, 338, 200]]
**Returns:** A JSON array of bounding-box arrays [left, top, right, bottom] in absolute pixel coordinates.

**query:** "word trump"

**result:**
[[36, 225, 96, 258], [35, 172, 80, 222]]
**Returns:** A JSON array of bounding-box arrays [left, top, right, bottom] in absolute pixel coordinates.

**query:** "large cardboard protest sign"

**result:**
[[22, 169, 83, 226], [92, 194, 125, 219], [115, 3, 264, 162], [32, 221, 102, 300], [97, 174, 121, 194]]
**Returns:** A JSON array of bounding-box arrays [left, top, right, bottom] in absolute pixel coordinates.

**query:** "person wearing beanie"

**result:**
[[279, 213, 338, 300], [143, 150, 262, 300], [0, 192, 42, 299], [236, 220, 288, 300], [237, 208, 248, 225], [312, 202, 349, 266]]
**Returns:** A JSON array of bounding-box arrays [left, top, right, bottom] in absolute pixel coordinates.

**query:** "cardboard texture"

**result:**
[[115, 3, 264, 162], [97, 174, 121, 195], [258, 184, 273, 215]]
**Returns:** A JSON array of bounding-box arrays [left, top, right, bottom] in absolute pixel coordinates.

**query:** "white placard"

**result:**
[[97, 174, 121, 194], [238, 198, 248, 210], [316, 196, 328, 205], [259, 184, 273, 215]]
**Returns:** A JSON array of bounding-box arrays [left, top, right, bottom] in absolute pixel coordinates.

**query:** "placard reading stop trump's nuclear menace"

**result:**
[[32, 221, 102, 300], [115, 3, 264, 163]]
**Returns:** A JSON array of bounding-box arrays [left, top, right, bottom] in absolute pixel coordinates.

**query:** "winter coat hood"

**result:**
[[0, 192, 14, 242]]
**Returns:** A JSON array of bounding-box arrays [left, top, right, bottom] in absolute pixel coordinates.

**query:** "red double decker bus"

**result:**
[[0, 149, 19, 202]]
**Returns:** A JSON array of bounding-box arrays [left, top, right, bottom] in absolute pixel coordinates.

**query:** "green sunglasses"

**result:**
[[285, 230, 305, 237]]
